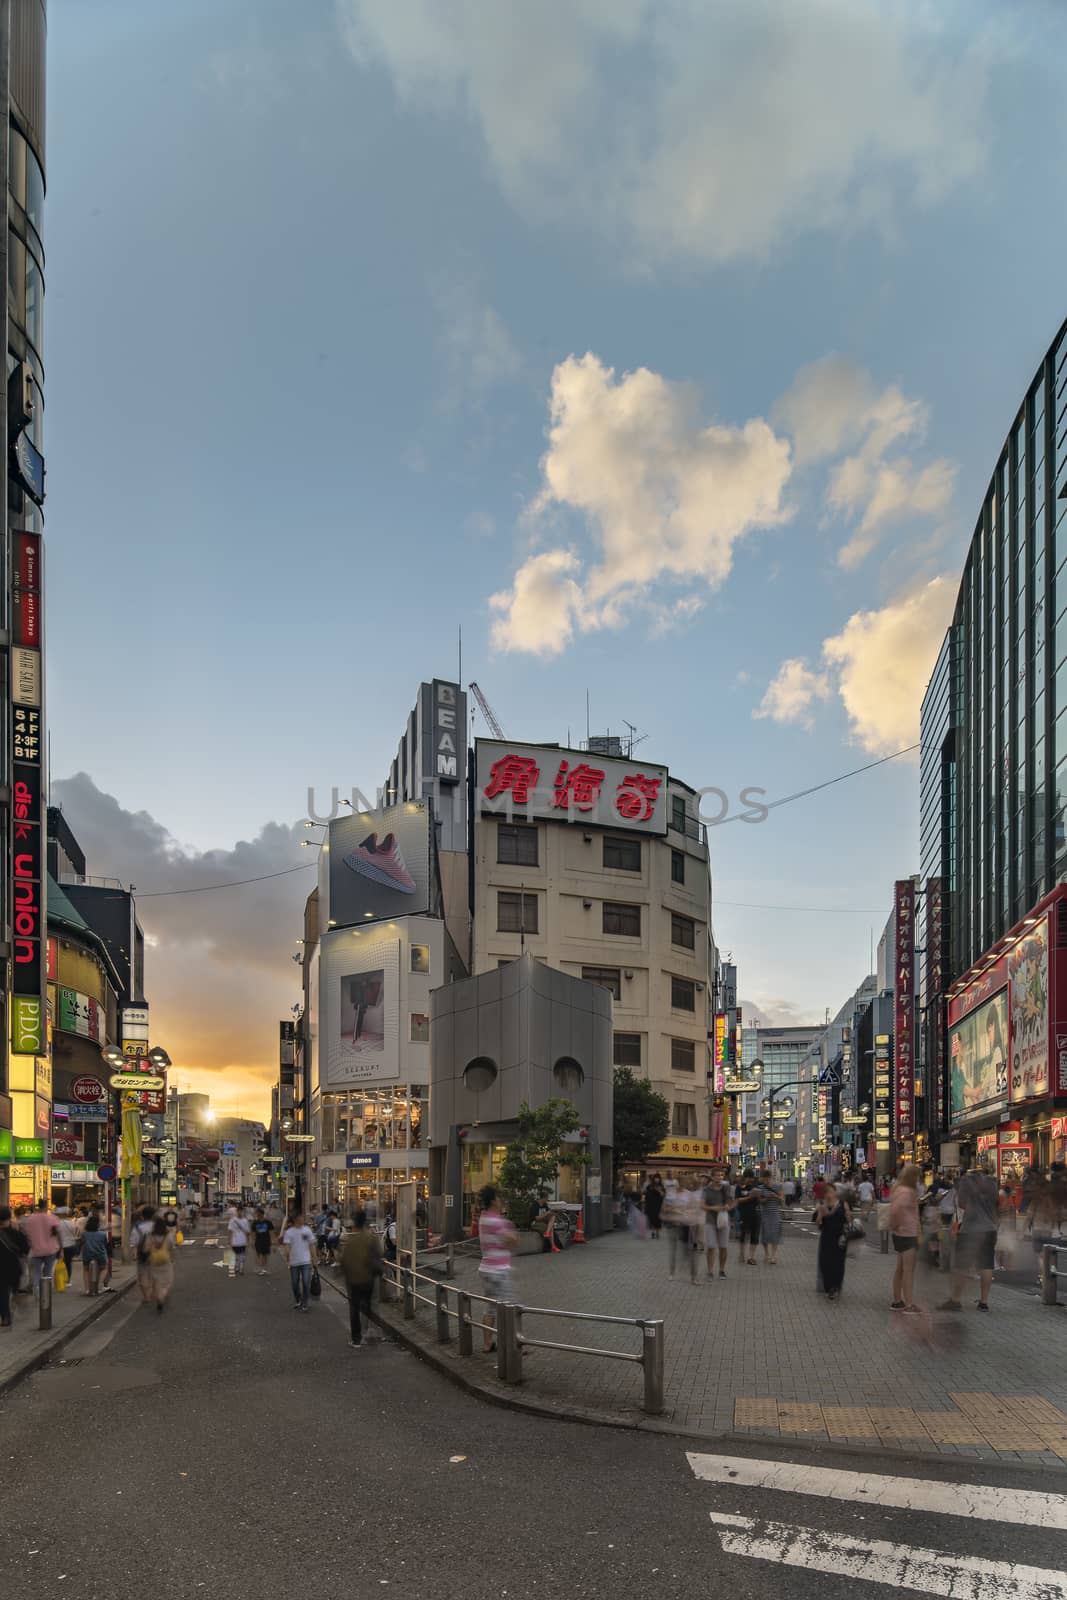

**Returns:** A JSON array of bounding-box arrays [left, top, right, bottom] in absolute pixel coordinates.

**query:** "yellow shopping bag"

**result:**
[[54, 1258, 69, 1293], [176, 1230, 184, 1245]]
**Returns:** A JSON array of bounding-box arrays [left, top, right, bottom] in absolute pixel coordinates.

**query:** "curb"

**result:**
[[321, 1272, 1067, 1476], [0, 1274, 139, 1400]]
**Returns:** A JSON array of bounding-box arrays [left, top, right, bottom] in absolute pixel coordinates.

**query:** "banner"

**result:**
[[1007, 911, 1050, 1102], [894, 880, 915, 1141]]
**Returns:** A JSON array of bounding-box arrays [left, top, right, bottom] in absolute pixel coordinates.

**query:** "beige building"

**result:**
[[472, 739, 716, 1141]]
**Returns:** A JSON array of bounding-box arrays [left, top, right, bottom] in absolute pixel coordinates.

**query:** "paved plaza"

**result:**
[[377, 1220, 1067, 1465]]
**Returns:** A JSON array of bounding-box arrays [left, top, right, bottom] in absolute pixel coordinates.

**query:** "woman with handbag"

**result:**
[[815, 1182, 853, 1300], [888, 1164, 921, 1313]]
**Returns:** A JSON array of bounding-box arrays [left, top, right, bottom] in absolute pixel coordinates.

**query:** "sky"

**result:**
[[43, 0, 1067, 1120]]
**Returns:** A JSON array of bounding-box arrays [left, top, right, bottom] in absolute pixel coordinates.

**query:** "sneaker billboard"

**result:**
[[327, 800, 432, 930]]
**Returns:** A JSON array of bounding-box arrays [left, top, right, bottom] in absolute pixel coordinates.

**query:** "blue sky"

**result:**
[[44, 1, 1067, 1111]]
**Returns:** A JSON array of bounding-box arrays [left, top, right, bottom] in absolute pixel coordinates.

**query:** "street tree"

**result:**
[[612, 1069, 670, 1167], [498, 1097, 589, 1227]]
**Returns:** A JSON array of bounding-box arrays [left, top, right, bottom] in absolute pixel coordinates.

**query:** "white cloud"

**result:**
[[339, 0, 990, 267], [754, 659, 831, 730], [489, 352, 793, 652], [777, 356, 957, 565], [754, 575, 955, 753]]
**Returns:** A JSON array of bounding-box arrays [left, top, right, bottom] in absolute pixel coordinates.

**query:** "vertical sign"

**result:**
[[874, 1034, 892, 1150], [895, 880, 915, 1142], [925, 878, 944, 1131], [10, 584, 43, 1051], [431, 679, 463, 784]]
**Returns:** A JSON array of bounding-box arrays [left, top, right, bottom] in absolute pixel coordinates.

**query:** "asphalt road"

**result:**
[[1, 1246, 1064, 1600]]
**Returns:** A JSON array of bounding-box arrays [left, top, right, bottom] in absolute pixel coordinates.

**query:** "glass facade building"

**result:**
[[921, 317, 1067, 1143]]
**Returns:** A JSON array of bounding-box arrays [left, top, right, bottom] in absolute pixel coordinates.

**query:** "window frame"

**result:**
[[671, 975, 696, 1012], [603, 835, 642, 872], [497, 889, 539, 934], [602, 900, 641, 937], [670, 849, 685, 885], [581, 964, 622, 1001], [497, 821, 539, 866], [671, 912, 696, 950], [670, 1038, 696, 1073], [613, 1032, 642, 1068]]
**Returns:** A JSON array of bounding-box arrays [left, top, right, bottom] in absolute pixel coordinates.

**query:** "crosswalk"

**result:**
[[687, 1451, 1067, 1598]]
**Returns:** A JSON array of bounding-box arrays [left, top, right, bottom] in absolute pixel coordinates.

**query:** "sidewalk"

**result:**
[[0, 1266, 137, 1396], [366, 1223, 1067, 1466]]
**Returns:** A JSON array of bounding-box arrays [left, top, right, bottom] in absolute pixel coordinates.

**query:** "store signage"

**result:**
[[46, 936, 57, 982], [284, 1133, 315, 1143], [894, 880, 915, 1142], [10, 994, 42, 1054], [0, 1133, 44, 1164], [51, 1134, 83, 1160], [346, 1152, 381, 1169], [54, 1101, 107, 1122], [13, 429, 44, 504], [1007, 911, 1050, 1103], [109, 1073, 165, 1091], [11, 645, 40, 707], [432, 679, 463, 784], [714, 1013, 728, 1069], [221, 1140, 237, 1155], [723, 1077, 759, 1093], [11, 699, 43, 1009], [841, 1111, 868, 1125], [653, 1138, 719, 1162], [72, 1075, 107, 1105], [12, 531, 41, 647], [57, 986, 102, 1042], [476, 739, 668, 834]]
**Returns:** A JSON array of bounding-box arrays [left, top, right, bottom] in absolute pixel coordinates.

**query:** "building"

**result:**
[[920, 315, 1067, 1164], [430, 953, 613, 1236], [213, 1116, 267, 1204], [470, 736, 717, 1144], [0, 2, 48, 1209], [740, 1023, 821, 1169]]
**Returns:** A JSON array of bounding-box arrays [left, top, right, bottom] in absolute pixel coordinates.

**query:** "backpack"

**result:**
[[149, 1238, 170, 1267]]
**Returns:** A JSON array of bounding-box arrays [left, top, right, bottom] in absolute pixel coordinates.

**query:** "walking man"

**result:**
[[20, 1197, 62, 1294], [703, 1169, 733, 1279], [941, 1163, 998, 1312], [339, 1210, 382, 1347], [227, 1203, 252, 1277], [251, 1207, 274, 1274], [281, 1211, 317, 1311]]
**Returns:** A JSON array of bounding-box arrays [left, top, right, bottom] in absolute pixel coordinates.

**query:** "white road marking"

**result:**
[[687, 1452, 1067, 1530], [707, 1513, 1067, 1600]]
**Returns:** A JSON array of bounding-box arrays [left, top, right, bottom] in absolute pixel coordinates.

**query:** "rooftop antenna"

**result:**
[[458, 624, 462, 689], [586, 689, 590, 744]]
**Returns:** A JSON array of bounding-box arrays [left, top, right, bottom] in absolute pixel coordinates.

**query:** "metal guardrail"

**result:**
[[1041, 1242, 1067, 1306], [381, 1259, 665, 1414]]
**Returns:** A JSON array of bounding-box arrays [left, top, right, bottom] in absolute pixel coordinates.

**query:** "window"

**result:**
[[553, 1057, 585, 1093], [410, 1013, 430, 1043], [581, 965, 621, 1001], [410, 945, 430, 975], [671, 912, 696, 950], [498, 822, 538, 866], [671, 795, 687, 832], [671, 1038, 696, 1072], [463, 1057, 498, 1093], [603, 901, 640, 937], [603, 836, 641, 872], [498, 890, 538, 933], [671, 1102, 697, 1136], [614, 1032, 641, 1068], [671, 849, 685, 885], [671, 976, 696, 1012]]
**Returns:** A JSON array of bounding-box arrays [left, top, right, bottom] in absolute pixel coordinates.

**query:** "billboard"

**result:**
[[949, 988, 1008, 1125], [894, 879, 915, 1141], [327, 802, 431, 930], [1007, 912, 1050, 1103], [475, 739, 669, 834], [320, 932, 400, 1088]]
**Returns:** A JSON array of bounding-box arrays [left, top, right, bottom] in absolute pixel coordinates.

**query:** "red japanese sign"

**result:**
[[894, 879, 915, 1142], [477, 740, 668, 833]]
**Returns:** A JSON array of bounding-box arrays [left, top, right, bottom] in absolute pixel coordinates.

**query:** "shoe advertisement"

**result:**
[[327, 800, 432, 928], [321, 934, 401, 1088]]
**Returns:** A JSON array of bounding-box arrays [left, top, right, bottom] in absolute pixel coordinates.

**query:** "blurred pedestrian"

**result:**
[[996, 1181, 1017, 1271], [941, 1163, 998, 1312], [1027, 1175, 1063, 1287], [644, 1175, 665, 1240], [143, 1216, 175, 1313], [21, 1197, 61, 1293], [251, 1206, 274, 1274], [759, 1174, 784, 1266], [477, 1185, 518, 1353], [734, 1171, 762, 1267], [815, 1181, 852, 1300], [339, 1210, 382, 1348], [888, 1163, 921, 1312], [0, 1205, 29, 1327], [55, 1208, 78, 1277], [703, 1169, 732, 1278], [227, 1203, 251, 1277], [857, 1173, 875, 1219], [131, 1205, 156, 1302], [281, 1211, 317, 1311]]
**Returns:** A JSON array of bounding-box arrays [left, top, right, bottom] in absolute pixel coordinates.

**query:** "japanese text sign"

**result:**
[[895, 880, 915, 1142], [476, 740, 668, 834]]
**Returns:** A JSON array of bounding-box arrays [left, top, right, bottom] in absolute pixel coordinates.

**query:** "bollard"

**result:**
[[38, 1273, 53, 1332], [496, 1301, 523, 1385], [1042, 1245, 1059, 1306], [402, 1266, 415, 1321], [445, 1243, 455, 1279], [642, 1319, 665, 1415], [880, 1230, 889, 1255], [458, 1291, 473, 1358], [435, 1282, 451, 1342]]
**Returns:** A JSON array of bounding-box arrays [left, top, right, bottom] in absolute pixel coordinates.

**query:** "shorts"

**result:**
[[955, 1231, 996, 1273], [892, 1234, 918, 1253], [479, 1271, 514, 1302], [737, 1214, 760, 1246], [705, 1214, 730, 1247], [254, 1238, 270, 1256]]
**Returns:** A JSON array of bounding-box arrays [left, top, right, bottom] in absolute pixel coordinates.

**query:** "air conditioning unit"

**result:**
[[624, 969, 634, 979], [583, 899, 593, 909]]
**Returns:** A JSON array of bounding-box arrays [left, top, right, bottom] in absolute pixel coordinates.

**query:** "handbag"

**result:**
[[310, 1267, 322, 1299], [844, 1218, 866, 1242], [176, 1230, 184, 1245], [54, 1258, 69, 1293]]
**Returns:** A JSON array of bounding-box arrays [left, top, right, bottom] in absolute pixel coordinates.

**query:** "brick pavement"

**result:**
[[380, 1220, 1067, 1465], [0, 1265, 137, 1394]]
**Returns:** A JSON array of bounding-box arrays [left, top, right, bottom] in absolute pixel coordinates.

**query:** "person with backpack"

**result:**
[[703, 1170, 733, 1279], [0, 1205, 30, 1327], [130, 1205, 156, 1302], [382, 1215, 398, 1264]]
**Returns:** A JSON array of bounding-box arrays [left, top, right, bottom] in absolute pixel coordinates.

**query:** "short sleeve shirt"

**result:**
[[957, 1173, 998, 1233]]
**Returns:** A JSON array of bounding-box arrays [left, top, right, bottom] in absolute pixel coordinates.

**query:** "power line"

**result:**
[[711, 741, 920, 825], [134, 862, 316, 898], [716, 899, 887, 914]]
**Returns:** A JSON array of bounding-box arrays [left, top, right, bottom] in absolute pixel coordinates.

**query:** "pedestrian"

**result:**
[[815, 1181, 852, 1300], [857, 1173, 875, 1219], [812, 1174, 827, 1206], [644, 1174, 665, 1240], [55, 1208, 78, 1277], [703, 1169, 732, 1279], [734, 1170, 762, 1266], [281, 1211, 317, 1311], [131, 1205, 156, 1302], [382, 1214, 398, 1264], [531, 1190, 555, 1254], [227, 1203, 251, 1277], [21, 1196, 62, 1293], [162, 1206, 180, 1243], [940, 1163, 998, 1312], [477, 1185, 518, 1352], [142, 1216, 175, 1313], [0, 1205, 29, 1328], [339, 1210, 382, 1348], [996, 1181, 1017, 1271], [888, 1163, 921, 1313], [1026, 1175, 1063, 1287], [79, 1213, 109, 1295], [251, 1207, 274, 1274], [669, 1177, 701, 1283], [759, 1173, 784, 1265]]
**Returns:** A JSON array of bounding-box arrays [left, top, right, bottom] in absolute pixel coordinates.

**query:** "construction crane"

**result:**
[[469, 681, 505, 739]]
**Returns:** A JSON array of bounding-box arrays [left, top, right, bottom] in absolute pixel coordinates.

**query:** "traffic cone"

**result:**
[[572, 1209, 586, 1244]]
